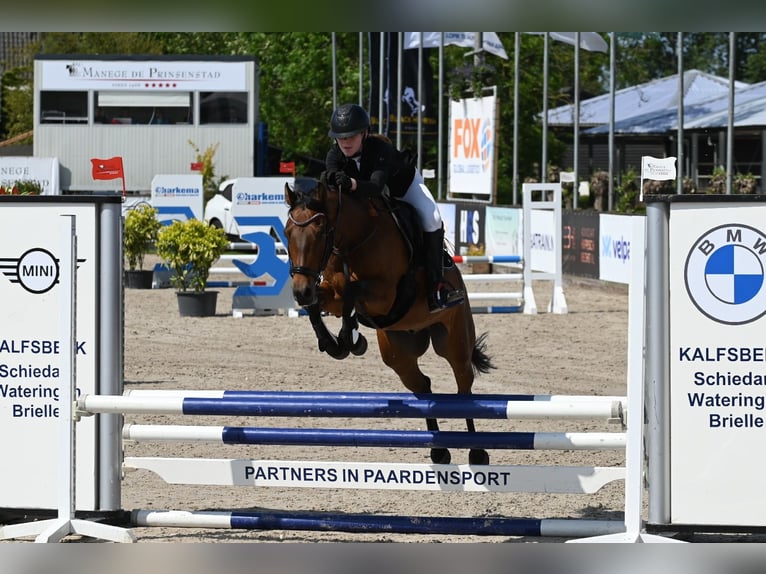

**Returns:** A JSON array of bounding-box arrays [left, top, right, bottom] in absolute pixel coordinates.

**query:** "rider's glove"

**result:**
[[334, 172, 353, 193]]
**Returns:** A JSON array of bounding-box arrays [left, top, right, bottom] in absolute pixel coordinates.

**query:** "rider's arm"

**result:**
[[354, 139, 394, 197]]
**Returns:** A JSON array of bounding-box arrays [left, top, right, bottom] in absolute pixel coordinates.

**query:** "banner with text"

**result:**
[[448, 93, 497, 202]]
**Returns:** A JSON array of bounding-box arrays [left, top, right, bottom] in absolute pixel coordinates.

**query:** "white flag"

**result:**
[[642, 156, 677, 181], [640, 156, 677, 201], [404, 32, 509, 59]]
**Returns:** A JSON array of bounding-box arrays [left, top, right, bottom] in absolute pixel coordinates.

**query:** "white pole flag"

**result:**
[[640, 156, 677, 201], [404, 32, 509, 59]]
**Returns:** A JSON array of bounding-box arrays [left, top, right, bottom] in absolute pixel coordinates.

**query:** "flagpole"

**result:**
[[397, 33, 403, 148], [438, 32, 444, 201], [359, 32, 363, 106], [608, 32, 615, 211], [417, 32, 423, 172], [573, 32, 580, 209], [513, 32, 520, 205], [677, 32, 684, 196], [332, 32, 337, 111], [726, 32, 735, 195], [542, 33, 549, 183], [379, 32, 385, 135]]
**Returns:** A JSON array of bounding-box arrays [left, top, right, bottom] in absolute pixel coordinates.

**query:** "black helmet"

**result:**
[[328, 103, 370, 138]]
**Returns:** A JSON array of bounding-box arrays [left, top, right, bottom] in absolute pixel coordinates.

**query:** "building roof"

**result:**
[[684, 82, 766, 129], [547, 69, 750, 134]]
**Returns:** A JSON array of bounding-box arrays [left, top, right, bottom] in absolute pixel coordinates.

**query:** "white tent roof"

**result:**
[[547, 69, 749, 133]]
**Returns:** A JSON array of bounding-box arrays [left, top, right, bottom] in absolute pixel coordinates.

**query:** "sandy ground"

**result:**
[[110, 265, 632, 543]]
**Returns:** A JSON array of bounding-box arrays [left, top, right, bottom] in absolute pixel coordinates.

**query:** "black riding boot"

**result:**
[[423, 228, 465, 312]]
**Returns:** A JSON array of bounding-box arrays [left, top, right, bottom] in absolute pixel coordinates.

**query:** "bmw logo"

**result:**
[[685, 223, 766, 325]]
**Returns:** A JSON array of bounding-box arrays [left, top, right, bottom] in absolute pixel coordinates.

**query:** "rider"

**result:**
[[324, 103, 464, 312]]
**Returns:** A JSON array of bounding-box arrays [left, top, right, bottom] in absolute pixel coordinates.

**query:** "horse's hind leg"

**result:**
[[430, 319, 490, 465], [376, 329, 451, 465]]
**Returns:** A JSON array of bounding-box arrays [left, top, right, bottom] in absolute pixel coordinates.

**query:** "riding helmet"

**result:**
[[328, 103, 370, 138]]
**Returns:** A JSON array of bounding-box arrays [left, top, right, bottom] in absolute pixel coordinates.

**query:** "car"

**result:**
[[203, 178, 240, 239]]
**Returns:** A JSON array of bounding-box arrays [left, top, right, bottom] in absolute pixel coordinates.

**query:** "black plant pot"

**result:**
[[176, 291, 218, 317], [124, 269, 154, 289]]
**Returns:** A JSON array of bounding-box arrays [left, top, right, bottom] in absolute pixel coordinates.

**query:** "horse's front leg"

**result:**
[[337, 280, 367, 356], [306, 303, 349, 360]]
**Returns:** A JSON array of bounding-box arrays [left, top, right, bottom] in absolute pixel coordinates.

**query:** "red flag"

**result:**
[[279, 161, 295, 175], [91, 157, 124, 180], [190, 161, 203, 171]]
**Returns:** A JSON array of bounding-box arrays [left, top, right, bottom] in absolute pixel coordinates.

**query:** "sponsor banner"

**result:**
[[0, 157, 60, 195], [448, 94, 497, 201], [40, 59, 248, 91], [151, 174, 204, 224], [453, 202, 486, 255], [669, 201, 766, 526], [599, 214, 642, 285], [368, 33, 437, 137], [485, 206, 521, 257], [562, 210, 599, 279], [0, 204, 98, 509]]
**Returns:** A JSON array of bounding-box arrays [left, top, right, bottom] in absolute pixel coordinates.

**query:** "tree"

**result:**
[[6, 32, 766, 207]]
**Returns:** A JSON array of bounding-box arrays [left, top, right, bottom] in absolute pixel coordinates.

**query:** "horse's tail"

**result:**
[[471, 332, 495, 375]]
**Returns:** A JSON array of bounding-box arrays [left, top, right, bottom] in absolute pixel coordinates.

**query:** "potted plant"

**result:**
[[124, 203, 162, 289], [155, 218, 229, 316]]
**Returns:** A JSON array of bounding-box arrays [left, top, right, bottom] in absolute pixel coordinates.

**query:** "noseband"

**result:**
[[287, 209, 335, 284]]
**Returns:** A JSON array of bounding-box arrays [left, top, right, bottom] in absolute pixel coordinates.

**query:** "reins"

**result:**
[[287, 184, 380, 284]]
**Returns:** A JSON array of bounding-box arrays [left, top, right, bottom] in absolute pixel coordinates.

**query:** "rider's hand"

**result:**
[[334, 172, 353, 193]]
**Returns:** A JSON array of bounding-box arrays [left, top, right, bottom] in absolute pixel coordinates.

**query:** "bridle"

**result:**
[[287, 209, 335, 284], [287, 182, 379, 286]]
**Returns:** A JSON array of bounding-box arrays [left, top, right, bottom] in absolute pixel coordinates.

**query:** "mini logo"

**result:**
[[685, 224, 766, 325], [0, 248, 59, 294]]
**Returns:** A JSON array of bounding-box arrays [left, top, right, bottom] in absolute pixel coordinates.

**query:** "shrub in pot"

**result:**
[[155, 219, 229, 316], [124, 204, 162, 288]]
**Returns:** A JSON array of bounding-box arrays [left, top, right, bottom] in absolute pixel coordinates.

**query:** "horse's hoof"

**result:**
[[430, 448, 451, 465], [327, 347, 350, 360], [350, 335, 368, 356], [319, 338, 349, 360], [468, 449, 490, 466]]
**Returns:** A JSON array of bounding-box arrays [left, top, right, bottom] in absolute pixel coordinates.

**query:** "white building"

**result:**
[[33, 54, 260, 194]]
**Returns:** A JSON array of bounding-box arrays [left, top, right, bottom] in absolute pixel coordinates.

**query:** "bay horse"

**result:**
[[283, 173, 494, 465]]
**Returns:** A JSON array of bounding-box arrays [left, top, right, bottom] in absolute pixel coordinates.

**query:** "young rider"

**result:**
[[324, 103, 464, 312]]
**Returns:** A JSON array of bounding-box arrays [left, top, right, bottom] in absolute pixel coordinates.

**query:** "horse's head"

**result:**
[[284, 176, 335, 306]]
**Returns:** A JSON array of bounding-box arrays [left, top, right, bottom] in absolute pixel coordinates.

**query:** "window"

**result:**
[[200, 92, 247, 124], [40, 91, 87, 124], [95, 91, 192, 125]]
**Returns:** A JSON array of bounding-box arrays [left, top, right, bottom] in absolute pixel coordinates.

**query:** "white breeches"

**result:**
[[400, 170, 442, 233]]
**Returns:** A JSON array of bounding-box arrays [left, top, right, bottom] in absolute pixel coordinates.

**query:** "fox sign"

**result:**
[[449, 93, 497, 201]]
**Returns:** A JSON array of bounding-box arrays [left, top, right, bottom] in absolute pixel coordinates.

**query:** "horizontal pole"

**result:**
[[470, 306, 523, 314], [462, 274, 522, 282], [122, 425, 626, 450], [466, 292, 522, 300], [452, 255, 522, 264], [122, 389, 627, 408], [131, 509, 625, 537], [81, 394, 622, 421]]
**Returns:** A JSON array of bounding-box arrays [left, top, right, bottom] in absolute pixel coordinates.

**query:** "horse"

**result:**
[[283, 174, 494, 465]]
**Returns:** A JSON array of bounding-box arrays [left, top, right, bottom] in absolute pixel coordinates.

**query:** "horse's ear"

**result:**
[[285, 181, 296, 206]]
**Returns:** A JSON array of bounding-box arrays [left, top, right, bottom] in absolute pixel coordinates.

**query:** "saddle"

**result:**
[[354, 194, 424, 330]]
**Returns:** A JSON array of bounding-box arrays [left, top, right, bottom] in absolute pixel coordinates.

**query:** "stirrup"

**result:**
[[429, 282, 465, 312]]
